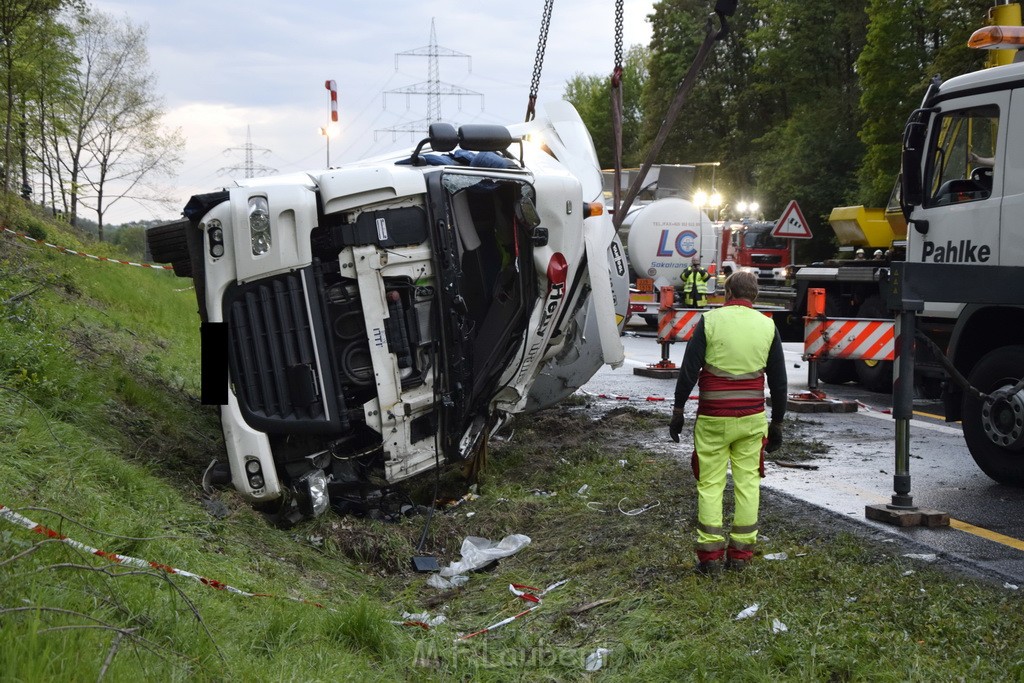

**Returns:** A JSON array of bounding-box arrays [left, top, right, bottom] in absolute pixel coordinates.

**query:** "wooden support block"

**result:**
[[865, 504, 922, 527], [633, 367, 678, 379], [865, 504, 951, 528], [786, 398, 858, 413]]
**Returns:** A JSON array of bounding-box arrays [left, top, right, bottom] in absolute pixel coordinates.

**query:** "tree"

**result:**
[[857, 0, 989, 206], [0, 0, 73, 220], [61, 10, 182, 239], [563, 44, 649, 169]]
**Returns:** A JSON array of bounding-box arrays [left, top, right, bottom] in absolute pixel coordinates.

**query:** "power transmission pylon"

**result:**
[[219, 125, 277, 178], [377, 18, 483, 141]]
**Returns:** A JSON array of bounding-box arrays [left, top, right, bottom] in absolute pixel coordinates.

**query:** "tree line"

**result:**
[[1, 1, 181, 241], [565, 0, 993, 260]]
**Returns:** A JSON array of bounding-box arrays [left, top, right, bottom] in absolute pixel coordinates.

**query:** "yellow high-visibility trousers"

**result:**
[[692, 412, 767, 559]]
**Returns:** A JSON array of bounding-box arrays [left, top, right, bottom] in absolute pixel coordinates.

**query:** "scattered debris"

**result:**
[[617, 497, 661, 516], [399, 611, 447, 628], [902, 570, 915, 577], [457, 579, 568, 641], [772, 618, 788, 634], [774, 461, 819, 471], [1004, 582, 1019, 591], [577, 484, 591, 496], [735, 603, 760, 620], [585, 647, 611, 671], [763, 552, 788, 561], [427, 574, 469, 590], [439, 534, 531, 577], [903, 553, 938, 563]]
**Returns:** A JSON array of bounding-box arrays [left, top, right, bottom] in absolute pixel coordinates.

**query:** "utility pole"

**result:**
[[219, 125, 276, 179], [377, 18, 483, 141]]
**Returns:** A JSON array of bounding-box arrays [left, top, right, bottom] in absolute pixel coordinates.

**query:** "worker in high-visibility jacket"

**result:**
[[680, 256, 711, 308], [669, 271, 787, 574]]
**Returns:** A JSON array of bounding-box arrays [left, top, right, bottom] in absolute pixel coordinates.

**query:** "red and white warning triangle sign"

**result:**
[[771, 199, 812, 239]]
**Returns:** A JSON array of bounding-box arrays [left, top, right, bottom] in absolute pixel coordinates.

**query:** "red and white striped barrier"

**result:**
[[804, 317, 895, 362], [657, 309, 703, 343], [458, 579, 568, 641], [0, 504, 324, 609], [2, 227, 174, 270]]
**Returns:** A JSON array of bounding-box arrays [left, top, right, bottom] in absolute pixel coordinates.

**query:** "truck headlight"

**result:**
[[248, 196, 271, 255]]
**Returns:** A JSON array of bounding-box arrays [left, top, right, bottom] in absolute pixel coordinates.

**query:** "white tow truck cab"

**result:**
[[148, 103, 627, 522], [894, 22, 1024, 485]]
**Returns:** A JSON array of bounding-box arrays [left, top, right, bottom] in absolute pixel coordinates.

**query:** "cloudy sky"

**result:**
[[87, 0, 656, 224]]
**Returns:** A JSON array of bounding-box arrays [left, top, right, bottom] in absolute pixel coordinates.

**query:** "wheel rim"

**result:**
[[981, 384, 1024, 450]]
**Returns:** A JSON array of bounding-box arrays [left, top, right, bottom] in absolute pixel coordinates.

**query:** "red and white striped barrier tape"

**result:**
[[2, 226, 174, 270], [457, 579, 568, 641], [587, 391, 671, 402], [0, 504, 324, 609]]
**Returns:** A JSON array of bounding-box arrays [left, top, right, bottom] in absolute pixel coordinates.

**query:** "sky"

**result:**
[[86, 0, 657, 225]]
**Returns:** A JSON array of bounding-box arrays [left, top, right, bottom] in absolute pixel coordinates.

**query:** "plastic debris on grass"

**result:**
[[585, 648, 611, 671], [772, 618, 788, 634], [735, 603, 760, 620], [763, 552, 788, 561], [439, 534, 532, 578], [427, 574, 469, 590]]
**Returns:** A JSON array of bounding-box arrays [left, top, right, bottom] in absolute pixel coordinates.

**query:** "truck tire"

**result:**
[[146, 221, 193, 278], [817, 294, 856, 385], [854, 296, 893, 393], [962, 346, 1024, 486]]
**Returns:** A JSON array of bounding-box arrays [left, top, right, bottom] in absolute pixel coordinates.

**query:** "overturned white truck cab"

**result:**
[[148, 102, 628, 522]]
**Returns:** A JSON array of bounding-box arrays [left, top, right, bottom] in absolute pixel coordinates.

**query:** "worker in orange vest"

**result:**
[[669, 271, 787, 574]]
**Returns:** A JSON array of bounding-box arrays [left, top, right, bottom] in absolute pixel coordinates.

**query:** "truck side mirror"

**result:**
[[900, 116, 928, 211]]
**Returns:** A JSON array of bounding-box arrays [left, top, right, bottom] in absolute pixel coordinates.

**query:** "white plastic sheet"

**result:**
[[439, 534, 532, 577]]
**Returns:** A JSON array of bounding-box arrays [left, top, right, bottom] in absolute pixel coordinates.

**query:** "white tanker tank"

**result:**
[[623, 197, 719, 290]]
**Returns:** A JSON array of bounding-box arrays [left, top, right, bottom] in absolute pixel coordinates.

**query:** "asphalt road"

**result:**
[[580, 324, 1024, 586]]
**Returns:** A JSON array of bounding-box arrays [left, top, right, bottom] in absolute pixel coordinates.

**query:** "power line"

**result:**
[[219, 125, 277, 179], [377, 17, 483, 141]]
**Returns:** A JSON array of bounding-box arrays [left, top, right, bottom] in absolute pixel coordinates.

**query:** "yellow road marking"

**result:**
[[950, 518, 1024, 552], [912, 409, 947, 421]]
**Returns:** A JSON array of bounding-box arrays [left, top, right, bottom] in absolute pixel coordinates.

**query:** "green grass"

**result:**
[[3, 204, 1024, 681]]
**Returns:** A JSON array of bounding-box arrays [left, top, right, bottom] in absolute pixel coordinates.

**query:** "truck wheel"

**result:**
[[146, 220, 193, 278], [854, 296, 893, 393], [641, 314, 659, 329], [962, 345, 1024, 486], [816, 294, 856, 385]]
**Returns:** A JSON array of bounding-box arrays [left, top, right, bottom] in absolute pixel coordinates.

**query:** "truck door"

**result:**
[[1001, 88, 1024, 266], [913, 95, 1007, 272]]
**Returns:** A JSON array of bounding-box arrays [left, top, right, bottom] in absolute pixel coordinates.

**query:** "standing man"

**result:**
[[680, 255, 711, 308], [669, 271, 787, 574]]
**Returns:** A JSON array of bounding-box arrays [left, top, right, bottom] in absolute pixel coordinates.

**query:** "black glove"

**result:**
[[766, 421, 784, 453], [669, 408, 686, 443]]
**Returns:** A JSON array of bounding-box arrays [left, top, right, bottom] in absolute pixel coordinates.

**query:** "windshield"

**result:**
[[744, 228, 787, 250]]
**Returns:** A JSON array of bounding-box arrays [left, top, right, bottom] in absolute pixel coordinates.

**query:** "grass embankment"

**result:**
[[1, 205, 1022, 681]]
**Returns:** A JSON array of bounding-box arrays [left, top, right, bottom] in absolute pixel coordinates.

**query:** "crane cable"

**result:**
[[526, 0, 554, 122], [611, 0, 625, 212], [612, 1, 737, 229]]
